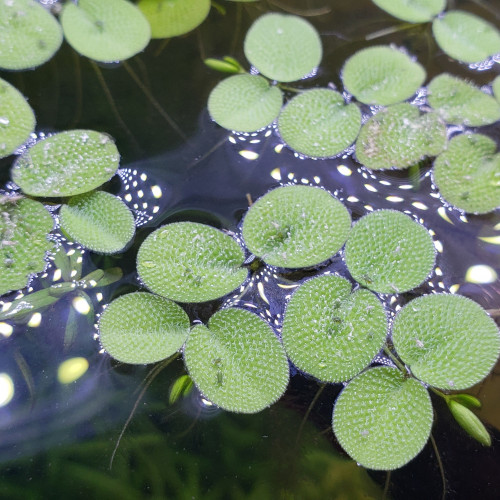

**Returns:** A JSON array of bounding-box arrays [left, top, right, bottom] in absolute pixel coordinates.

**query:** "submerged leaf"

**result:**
[[242, 185, 351, 268], [432, 10, 500, 64], [333, 366, 433, 470], [277, 88, 361, 158], [244, 13, 322, 82], [208, 74, 282, 132], [372, 0, 445, 23], [183, 307, 289, 413], [391, 293, 500, 391], [342, 45, 426, 105]]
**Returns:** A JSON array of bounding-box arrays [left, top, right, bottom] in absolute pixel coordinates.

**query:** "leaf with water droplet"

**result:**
[[372, 0, 445, 23]]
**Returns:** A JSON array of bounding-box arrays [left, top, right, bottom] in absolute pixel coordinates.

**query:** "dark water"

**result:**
[[1, 1, 500, 499]]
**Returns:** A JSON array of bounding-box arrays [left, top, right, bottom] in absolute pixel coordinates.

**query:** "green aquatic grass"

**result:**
[[59, 191, 135, 254], [432, 133, 500, 214], [344, 209, 435, 294], [244, 13, 322, 82], [98, 292, 190, 364], [11, 130, 120, 197], [0, 78, 36, 159], [372, 0, 445, 23], [282, 274, 387, 382], [242, 185, 352, 269], [277, 88, 362, 158], [355, 103, 447, 170], [137, 222, 248, 303], [208, 74, 283, 132], [61, 0, 151, 62], [183, 307, 289, 413], [341, 46, 426, 105], [0, 0, 63, 70], [392, 293, 500, 390], [333, 366, 433, 470]]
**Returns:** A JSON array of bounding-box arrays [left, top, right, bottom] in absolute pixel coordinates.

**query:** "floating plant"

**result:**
[[432, 10, 500, 64], [0, 77, 36, 159], [0, 0, 63, 70], [183, 307, 289, 413], [98, 292, 190, 364], [277, 88, 362, 158], [355, 103, 447, 170], [432, 133, 500, 214], [372, 0, 445, 23], [11, 130, 120, 197], [344, 209, 436, 294], [341, 46, 426, 106], [137, 222, 248, 303], [59, 191, 135, 254], [427, 73, 500, 126], [281, 274, 387, 382], [137, 0, 211, 39], [242, 185, 351, 269], [391, 294, 500, 390], [61, 0, 151, 62], [243, 12, 322, 82]]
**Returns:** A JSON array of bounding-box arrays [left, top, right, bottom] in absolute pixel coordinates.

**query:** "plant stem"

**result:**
[[383, 345, 406, 372]]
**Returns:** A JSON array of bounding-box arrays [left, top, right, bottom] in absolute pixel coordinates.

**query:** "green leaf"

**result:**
[[432, 133, 500, 214], [449, 394, 481, 410], [208, 74, 283, 132], [0, 0, 63, 70], [282, 275, 387, 382], [391, 293, 500, 390], [0, 78, 36, 159], [137, 0, 211, 39], [0, 286, 63, 322], [204, 57, 242, 74], [342, 45, 426, 105], [89, 267, 123, 288], [243, 13, 322, 82], [183, 307, 289, 413], [11, 130, 120, 197], [447, 399, 491, 446], [277, 88, 362, 158], [137, 222, 248, 303], [1, 198, 55, 296], [242, 185, 351, 269], [372, 0, 445, 23], [98, 292, 190, 364], [59, 191, 135, 254], [61, 0, 151, 62], [432, 10, 500, 64], [333, 366, 433, 470], [355, 103, 447, 170], [344, 209, 435, 294], [427, 74, 500, 126], [169, 374, 194, 405]]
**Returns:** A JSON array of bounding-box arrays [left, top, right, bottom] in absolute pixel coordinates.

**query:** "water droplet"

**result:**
[[0, 117, 10, 126], [143, 261, 156, 268]]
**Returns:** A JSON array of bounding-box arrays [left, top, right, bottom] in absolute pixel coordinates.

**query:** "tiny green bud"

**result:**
[[447, 399, 491, 446], [169, 374, 194, 405], [204, 58, 241, 74], [449, 393, 481, 410]]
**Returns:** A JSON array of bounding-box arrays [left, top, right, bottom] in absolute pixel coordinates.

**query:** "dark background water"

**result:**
[[1, 1, 500, 498]]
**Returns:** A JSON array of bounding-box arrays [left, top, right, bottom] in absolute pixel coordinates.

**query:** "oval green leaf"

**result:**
[[242, 185, 352, 268], [208, 74, 283, 132], [432, 133, 500, 214], [244, 13, 322, 82], [61, 0, 151, 62], [277, 88, 362, 158], [98, 292, 190, 364], [333, 366, 433, 470], [137, 222, 248, 303], [183, 307, 289, 413], [59, 191, 135, 254], [1, 197, 55, 296], [342, 46, 426, 105], [137, 0, 210, 39], [282, 274, 388, 382], [356, 103, 447, 170], [432, 10, 500, 64], [0, 78, 35, 159], [0, 0, 63, 70], [392, 293, 500, 390], [11, 130, 120, 197], [372, 0, 445, 23], [447, 399, 491, 446], [345, 209, 435, 293], [428, 74, 500, 127]]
